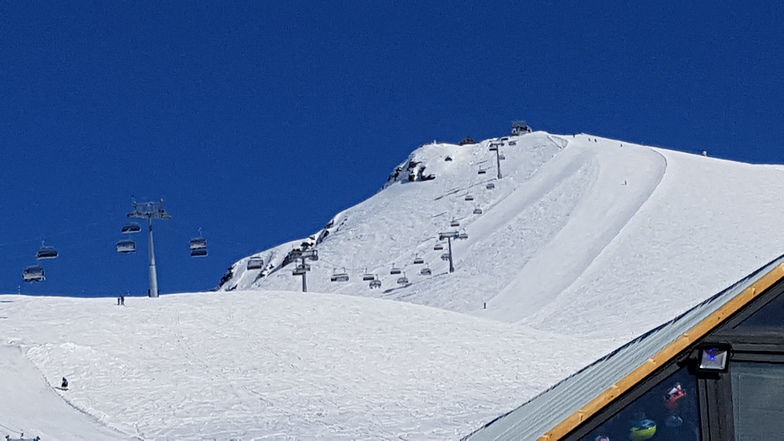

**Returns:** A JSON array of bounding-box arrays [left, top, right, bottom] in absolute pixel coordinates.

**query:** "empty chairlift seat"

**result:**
[[362, 270, 376, 281], [331, 268, 349, 282], [413, 256, 424, 264], [390, 265, 402, 275], [473, 207, 483, 215], [189, 237, 208, 257], [116, 239, 136, 254], [293, 262, 311, 276], [396, 273, 409, 285], [189, 237, 207, 250], [23, 265, 45, 282], [247, 257, 264, 270], [121, 222, 142, 234], [420, 266, 432, 276], [36, 245, 58, 260]]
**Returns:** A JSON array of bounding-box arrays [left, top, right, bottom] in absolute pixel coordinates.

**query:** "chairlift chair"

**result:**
[[441, 253, 451, 261], [473, 207, 483, 215], [362, 269, 375, 281], [369, 277, 382, 289], [189, 236, 208, 257], [465, 194, 474, 201], [247, 257, 264, 270], [121, 222, 142, 234], [390, 265, 402, 275], [23, 265, 45, 282], [396, 273, 409, 285], [489, 143, 499, 151], [293, 267, 306, 276], [478, 168, 487, 175], [458, 232, 468, 240], [331, 268, 349, 282], [433, 243, 444, 251], [486, 183, 495, 190], [116, 239, 136, 254], [450, 219, 460, 227], [413, 256, 424, 264], [36, 245, 58, 260], [331, 273, 349, 282], [189, 237, 207, 251], [499, 153, 506, 160], [420, 267, 432, 276]]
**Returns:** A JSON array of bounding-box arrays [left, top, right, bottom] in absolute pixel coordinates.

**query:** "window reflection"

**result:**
[[732, 362, 784, 440], [582, 367, 700, 441], [735, 292, 784, 330]]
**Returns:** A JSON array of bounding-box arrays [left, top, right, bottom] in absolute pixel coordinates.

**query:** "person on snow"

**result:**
[[61, 377, 68, 389]]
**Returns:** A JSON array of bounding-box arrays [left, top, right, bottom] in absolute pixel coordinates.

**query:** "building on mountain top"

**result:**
[[512, 121, 532, 135]]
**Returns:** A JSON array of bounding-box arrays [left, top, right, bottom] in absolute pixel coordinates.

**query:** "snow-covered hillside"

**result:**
[[221, 131, 784, 340], [0, 291, 616, 440], [4, 130, 784, 440]]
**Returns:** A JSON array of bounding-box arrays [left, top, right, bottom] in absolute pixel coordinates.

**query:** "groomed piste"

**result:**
[[4, 131, 784, 440]]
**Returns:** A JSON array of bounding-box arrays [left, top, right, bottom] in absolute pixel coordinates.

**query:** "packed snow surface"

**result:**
[[4, 131, 784, 440], [225, 132, 784, 341], [0, 291, 612, 440]]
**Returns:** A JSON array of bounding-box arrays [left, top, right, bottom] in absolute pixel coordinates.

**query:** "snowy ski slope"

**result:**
[[3, 131, 784, 440], [224, 132, 784, 339]]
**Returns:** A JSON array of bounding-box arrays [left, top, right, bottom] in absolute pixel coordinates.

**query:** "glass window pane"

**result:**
[[732, 362, 784, 440], [582, 367, 700, 441], [735, 292, 784, 330]]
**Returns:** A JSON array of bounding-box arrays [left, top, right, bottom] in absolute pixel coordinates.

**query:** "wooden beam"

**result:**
[[539, 262, 784, 441]]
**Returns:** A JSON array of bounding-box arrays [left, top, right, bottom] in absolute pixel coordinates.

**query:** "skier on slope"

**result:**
[[61, 377, 69, 389]]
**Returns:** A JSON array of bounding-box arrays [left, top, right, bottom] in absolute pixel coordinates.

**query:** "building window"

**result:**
[[582, 366, 700, 441], [732, 361, 784, 440], [733, 292, 784, 330]]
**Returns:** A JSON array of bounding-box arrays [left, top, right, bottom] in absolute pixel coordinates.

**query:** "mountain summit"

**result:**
[[219, 130, 784, 340]]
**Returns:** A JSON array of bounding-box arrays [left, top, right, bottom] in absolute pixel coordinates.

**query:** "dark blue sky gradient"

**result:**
[[1, 2, 783, 296]]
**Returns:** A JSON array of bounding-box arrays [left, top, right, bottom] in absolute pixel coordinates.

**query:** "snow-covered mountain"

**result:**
[[219, 131, 784, 341], [3, 130, 784, 440]]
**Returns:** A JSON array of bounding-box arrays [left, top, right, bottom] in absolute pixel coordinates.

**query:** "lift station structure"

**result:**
[[128, 200, 171, 298]]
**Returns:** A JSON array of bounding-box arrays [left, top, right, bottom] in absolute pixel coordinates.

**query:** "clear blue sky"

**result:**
[[1, 2, 783, 297]]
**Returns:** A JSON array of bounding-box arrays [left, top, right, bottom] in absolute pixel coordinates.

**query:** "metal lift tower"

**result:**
[[128, 200, 171, 298], [438, 230, 467, 273], [290, 248, 319, 292]]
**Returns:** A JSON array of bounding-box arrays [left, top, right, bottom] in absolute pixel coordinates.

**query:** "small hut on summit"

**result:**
[[512, 121, 532, 135]]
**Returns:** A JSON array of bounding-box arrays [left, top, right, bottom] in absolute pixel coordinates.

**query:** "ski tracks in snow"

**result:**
[[486, 140, 667, 322]]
